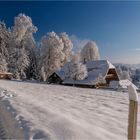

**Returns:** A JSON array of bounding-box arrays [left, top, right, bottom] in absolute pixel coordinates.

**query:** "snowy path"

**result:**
[[0, 80, 139, 140]]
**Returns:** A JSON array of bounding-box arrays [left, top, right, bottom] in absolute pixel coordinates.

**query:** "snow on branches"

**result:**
[[39, 31, 73, 81], [81, 41, 100, 62], [0, 14, 74, 81], [8, 13, 38, 79], [13, 13, 37, 44], [0, 13, 102, 83], [65, 54, 88, 81], [60, 32, 73, 64], [0, 53, 8, 72], [39, 31, 65, 81]]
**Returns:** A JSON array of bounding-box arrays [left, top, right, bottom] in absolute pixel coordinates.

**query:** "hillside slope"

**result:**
[[0, 80, 139, 139]]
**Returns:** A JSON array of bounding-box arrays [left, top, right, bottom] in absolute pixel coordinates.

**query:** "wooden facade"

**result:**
[[48, 73, 63, 84], [0, 72, 13, 80]]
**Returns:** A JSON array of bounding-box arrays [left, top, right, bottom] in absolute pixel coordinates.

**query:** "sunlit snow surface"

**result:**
[[0, 80, 139, 140]]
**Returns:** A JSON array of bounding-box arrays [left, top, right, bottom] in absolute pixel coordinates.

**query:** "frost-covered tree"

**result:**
[[9, 13, 37, 79], [70, 62, 87, 81], [133, 69, 140, 82], [0, 52, 8, 72], [39, 31, 65, 81], [81, 41, 100, 62], [60, 32, 73, 64], [27, 50, 38, 80], [0, 21, 11, 72], [9, 47, 30, 79], [65, 54, 87, 82], [16, 48, 30, 79], [0, 21, 10, 62], [13, 13, 37, 44], [96, 73, 106, 86], [116, 66, 123, 79], [121, 71, 132, 81], [39, 32, 73, 81], [116, 65, 132, 81]]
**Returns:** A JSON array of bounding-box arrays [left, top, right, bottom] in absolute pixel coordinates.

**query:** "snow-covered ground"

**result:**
[[0, 80, 139, 140]]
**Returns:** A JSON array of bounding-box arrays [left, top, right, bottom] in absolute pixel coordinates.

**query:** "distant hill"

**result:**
[[114, 63, 140, 69]]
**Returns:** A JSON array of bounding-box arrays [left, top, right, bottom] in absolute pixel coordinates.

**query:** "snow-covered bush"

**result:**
[[96, 73, 106, 85], [81, 41, 100, 62]]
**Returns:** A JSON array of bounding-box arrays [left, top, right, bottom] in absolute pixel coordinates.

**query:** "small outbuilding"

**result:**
[[48, 60, 119, 88], [0, 72, 13, 80]]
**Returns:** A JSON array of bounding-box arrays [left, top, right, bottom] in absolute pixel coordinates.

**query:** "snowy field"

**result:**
[[0, 80, 140, 140]]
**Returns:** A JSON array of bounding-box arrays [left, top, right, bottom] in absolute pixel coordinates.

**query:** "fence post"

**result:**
[[127, 84, 138, 140]]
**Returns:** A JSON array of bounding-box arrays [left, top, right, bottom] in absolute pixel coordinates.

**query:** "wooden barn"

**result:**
[[48, 60, 119, 88]]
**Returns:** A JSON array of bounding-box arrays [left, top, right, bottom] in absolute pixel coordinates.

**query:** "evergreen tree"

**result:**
[[9, 13, 37, 79]]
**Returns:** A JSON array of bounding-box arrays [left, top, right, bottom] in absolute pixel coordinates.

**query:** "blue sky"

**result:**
[[0, 1, 140, 64]]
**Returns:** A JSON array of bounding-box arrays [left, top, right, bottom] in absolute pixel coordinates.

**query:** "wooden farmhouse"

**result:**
[[48, 60, 119, 88]]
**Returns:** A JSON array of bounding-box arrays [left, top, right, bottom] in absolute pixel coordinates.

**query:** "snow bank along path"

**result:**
[[0, 88, 25, 139], [0, 80, 139, 140]]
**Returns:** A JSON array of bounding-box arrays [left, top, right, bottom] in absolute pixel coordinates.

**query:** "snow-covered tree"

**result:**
[[116, 66, 123, 79], [0, 21, 10, 62], [133, 69, 140, 82], [60, 32, 73, 63], [121, 71, 132, 81], [70, 62, 87, 81], [26, 49, 38, 80], [17, 48, 30, 79], [8, 13, 37, 79], [0, 52, 8, 72], [9, 47, 30, 79], [81, 41, 100, 62], [39, 31, 65, 81], [65, 54, 87, 82], [13, 13, 37, 45], [116, 65, 132, 81], [71, 53, 81, 64]]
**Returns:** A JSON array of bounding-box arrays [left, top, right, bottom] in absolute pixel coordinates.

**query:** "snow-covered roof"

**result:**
[[86, 60, 115, 69], [55, 60, 117, 85]]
